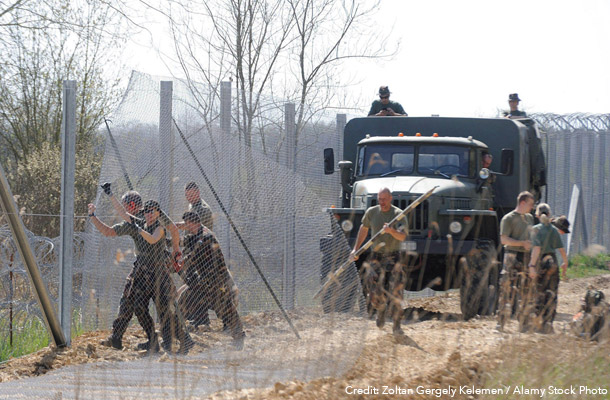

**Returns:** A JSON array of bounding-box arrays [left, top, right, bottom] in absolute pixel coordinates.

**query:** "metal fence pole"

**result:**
[[159, 81, 174, 213], [59, 80, 76, 345], [283, 103, 296, 309], [600, 133, 607, 247], [220, 81, 232, 263], [549, 133, 557, 212], [563, 133, 571, 215]]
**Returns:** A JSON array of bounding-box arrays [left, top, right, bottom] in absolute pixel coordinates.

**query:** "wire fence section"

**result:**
[[0, 74, 608, 396], [532, 113, 610, 253]]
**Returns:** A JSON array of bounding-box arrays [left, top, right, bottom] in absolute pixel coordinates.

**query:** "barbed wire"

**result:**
[[531, 113, 610, 132]]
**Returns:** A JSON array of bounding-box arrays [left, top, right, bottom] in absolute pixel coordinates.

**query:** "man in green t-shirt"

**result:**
[[367, 86, 407, 117], [524, 205, 569, 333], [351, 188, 407, 334], [497, 191, 535, 330]]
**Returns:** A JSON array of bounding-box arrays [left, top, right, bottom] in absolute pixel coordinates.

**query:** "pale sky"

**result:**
[[125, 0, 610, 117]]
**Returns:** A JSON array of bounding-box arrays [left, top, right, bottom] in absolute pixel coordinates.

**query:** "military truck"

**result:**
[[320, 116, 546, 320]]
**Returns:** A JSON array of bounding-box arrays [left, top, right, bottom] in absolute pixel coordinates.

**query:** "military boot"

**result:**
[[100, 335, 122, 350], [136, 334, 160, 353], [177, 335, 195, 355]]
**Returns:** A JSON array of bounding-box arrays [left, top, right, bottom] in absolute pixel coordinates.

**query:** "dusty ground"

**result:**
[[1, 274, 609, 399]]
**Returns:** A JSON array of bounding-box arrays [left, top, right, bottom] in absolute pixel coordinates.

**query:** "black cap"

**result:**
[[552, 215, 570, 233], [182, 211, 201, 224], [508, 93, 521, 102], [379, 86, 390, 96], [143, 200, 160, 213]]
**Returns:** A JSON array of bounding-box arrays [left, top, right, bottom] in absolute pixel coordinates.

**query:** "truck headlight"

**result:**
[[341, 219, 354, 232], [449, 221, 462, 234]]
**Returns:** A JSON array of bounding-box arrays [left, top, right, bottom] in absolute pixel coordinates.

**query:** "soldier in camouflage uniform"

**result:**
[[179, 211, 245, 349], [571, 288, 610, 341], [351, 188, 407, 335], [523, 206, 568, 333], [497, 191, 534, 331], [176, 181, 215, 328], [89, 193, 194, 354], [178, 182, 214, 230], [102, 183, 183, 269]]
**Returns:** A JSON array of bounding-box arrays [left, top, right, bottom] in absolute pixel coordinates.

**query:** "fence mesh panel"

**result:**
[[1, 77, 609, 397]]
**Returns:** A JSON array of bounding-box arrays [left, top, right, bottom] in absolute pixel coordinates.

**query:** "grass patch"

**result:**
[[480, 336, 610, 399], [0, 309, 85, 363], [0, 316, 49, 363], [567, 253, 610, 279]]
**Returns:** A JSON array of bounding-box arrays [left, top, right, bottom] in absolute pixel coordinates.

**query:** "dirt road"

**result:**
[[1, 274, 609, 399]]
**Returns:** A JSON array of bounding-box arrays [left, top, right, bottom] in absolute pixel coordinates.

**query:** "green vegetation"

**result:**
[[0, 311, 84, 363], [481, 337, 610, 400], [567, 252, 610, 279], [0, 316, 49, 363]]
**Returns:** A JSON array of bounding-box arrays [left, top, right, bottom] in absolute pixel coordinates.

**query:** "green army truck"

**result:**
[[320, 116, 546, 320]]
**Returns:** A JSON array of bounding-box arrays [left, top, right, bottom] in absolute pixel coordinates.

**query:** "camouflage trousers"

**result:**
[[112, 260, 190, 345], [521, 254, 559, 333], [178, 282, 244, 340], [497, 251, 530, 330], [361, 252, 408, 333]]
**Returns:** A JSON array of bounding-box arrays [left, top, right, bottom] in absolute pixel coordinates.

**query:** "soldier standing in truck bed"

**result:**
[[504, 93, 527, 119], [367, 86, 407, 117], [497, 191, 535, 331], [351, 187, 407, 335], [179, 211, 245, 349]]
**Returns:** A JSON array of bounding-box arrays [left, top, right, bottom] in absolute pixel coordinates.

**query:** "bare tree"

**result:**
[[286, 0, 395, 152], [0, 0, 128, 164], [0, 0, 130, 234], [164, 0, 294, 148]]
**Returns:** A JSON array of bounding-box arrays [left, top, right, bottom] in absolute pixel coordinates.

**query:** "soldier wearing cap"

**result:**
[[523, 204, 569, 333], [101, 183, 183, 268], [175, 181, 215, 328], [504, 93, 528, 118], [497, 191, 535, 330], [179, 211, 245, 349], [88, 196, 194, 354], [176, 182, 214, 231], [368, 86, 407, 117]]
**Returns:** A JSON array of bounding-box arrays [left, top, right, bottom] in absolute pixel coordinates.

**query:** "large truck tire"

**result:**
[[460, 240, 498, 320]]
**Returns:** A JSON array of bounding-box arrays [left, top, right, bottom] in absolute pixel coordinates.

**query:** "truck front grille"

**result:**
[[449, 198, 471, 209], [370, 198, 428, 231]]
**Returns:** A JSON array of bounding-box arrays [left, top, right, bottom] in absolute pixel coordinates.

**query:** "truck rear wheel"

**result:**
[[460, 240, 498, 320]]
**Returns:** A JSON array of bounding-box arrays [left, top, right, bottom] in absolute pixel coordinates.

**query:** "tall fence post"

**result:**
[[159, 81, 174, 213], [59, 80, 76, 345], [283, 103, 296, 309], [567, 184, 589, 257], [563, 133, 571, 214], [600, 132, 607, 247], [220, 81, 232, 263]]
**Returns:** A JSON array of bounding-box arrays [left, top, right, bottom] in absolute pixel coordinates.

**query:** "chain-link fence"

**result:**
[[0, 75, 608, 397], [532, 113, 610, 253]]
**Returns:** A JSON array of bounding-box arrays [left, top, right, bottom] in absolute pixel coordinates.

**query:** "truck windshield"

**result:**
[[358, 144, 415, 176], [418, 145, 472, 177]]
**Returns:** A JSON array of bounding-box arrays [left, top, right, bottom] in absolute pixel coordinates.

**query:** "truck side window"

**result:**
[[356, 146, 365, 175]]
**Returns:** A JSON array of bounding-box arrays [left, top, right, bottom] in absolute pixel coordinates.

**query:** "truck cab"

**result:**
[[321, 116, 546, 318]]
